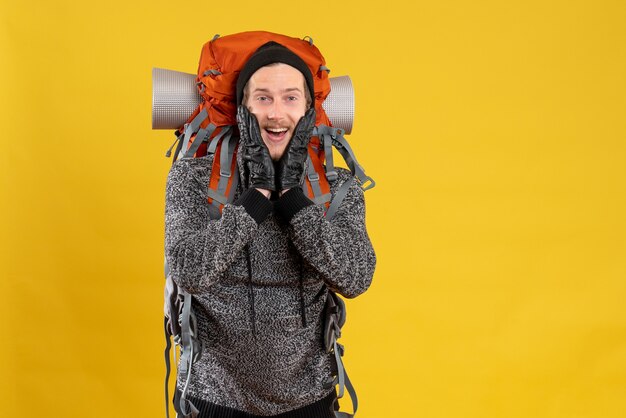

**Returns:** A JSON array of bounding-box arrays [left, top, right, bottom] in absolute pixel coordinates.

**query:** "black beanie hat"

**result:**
[[236, 41, 315, 107]]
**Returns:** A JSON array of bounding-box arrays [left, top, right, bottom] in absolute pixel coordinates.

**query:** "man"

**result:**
[[165, 41, 376, 417]]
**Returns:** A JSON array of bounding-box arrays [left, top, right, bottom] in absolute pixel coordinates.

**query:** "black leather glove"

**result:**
[[237, 105, 276, 191], [276, 107, 316, 190]]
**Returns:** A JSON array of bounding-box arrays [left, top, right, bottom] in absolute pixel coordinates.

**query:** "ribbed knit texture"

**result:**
[[164, 144, 376, 415], [234, 188, 273, 224], [274, 188, 314, 223], [174, 388, 337, 418]]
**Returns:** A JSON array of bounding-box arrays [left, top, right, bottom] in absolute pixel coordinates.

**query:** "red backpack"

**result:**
[[169, 31, 373, 214]]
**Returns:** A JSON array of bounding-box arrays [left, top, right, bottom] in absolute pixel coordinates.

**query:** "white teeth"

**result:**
[[267, 128, 287, 133]]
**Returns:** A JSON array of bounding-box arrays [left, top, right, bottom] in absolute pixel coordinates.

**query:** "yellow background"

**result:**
[[1, 0, 625, 417]]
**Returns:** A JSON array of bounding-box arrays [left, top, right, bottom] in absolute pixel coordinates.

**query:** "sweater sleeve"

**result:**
[[286, 171, 376, 298], [164, 159, 269, 294]]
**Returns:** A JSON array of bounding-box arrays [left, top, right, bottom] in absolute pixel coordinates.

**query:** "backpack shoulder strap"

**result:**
[[206, 129, 239, 217], [304, 154, 332, 206], [314, 125, 375, 192], [325, 176, 353, 220], [324, 290, 359, 418]]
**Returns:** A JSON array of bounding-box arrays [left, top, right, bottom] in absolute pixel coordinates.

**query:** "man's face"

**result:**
[[244, 63, 308, 161]]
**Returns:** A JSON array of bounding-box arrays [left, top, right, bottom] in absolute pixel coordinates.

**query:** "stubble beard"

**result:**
[[263, 133, 293, 162]]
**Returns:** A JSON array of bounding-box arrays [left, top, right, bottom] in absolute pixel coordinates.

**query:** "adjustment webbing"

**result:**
[[184, 123, 216, 158], [208, 131, 236, 213], [323, 134, 337, 181], [220, 132, 236, 177], [164, 317, 172, 418], [207, 188, 228, 205], [179, 109, 208, 159], [332, 135, 375, 191], [325, 178, 353, 220], [314, 125, 338, 181], [333, 340, 358, 418], [207, 125, 232, 155], [165, 132, 181, 159], [227, 165, 240, 202], [207, 203, 221, 221], [179, 293, 193, 376], [305, 157, 331, 205], [314, 124, 375, 191], [178, 292, 198, 418]]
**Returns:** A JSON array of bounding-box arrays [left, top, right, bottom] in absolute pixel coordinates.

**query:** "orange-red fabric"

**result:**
[[180, 31, 333, 211], [196, 31, 332, 128]]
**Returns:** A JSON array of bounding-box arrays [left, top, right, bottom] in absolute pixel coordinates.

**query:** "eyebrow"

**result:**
[[251, 87, 303, 94]]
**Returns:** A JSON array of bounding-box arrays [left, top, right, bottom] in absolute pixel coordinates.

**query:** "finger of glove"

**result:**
[[236, 105, 252, 144], [280, 107, 315, 167], [277, 116, 315, 190], [278, 145, 309, 190], [243, 144, 264, 163], [249, 155, 276, 190], [237, 105, 265, 147], [292, 108, 316, 145]]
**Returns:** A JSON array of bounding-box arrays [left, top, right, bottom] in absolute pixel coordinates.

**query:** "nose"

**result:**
[[267, 100, 285, 120]]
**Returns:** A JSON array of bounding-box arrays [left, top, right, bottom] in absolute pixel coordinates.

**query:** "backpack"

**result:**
[[158, 31, 374, 418]]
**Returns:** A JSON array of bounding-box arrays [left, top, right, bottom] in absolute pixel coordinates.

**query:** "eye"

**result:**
[[285, 96, 301, 104]]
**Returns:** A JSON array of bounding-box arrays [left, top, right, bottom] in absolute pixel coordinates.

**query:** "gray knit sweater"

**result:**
[[164, 142, 376, 416]]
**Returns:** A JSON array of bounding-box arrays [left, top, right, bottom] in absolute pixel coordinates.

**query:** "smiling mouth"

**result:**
[[264, 127, 288, 142]]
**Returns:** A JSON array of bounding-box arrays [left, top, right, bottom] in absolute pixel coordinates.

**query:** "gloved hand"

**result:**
[[276, 107, 316, 191], [237, 105, 276, 191]]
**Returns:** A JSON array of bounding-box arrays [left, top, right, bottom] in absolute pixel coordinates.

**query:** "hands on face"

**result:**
[[237, 105, 316, 197]]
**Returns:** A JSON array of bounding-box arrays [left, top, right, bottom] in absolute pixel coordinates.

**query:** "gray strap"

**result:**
[[326, 178, 353, 221], [343, 370, 358, 416], [337, 367, 358, 418], [227, 165, 240, 202], [164, 259, 175, 418], [306, 156, 320, 183], [179, 343, 199, 417], [179, 109, 208, 159], [209, 198, 223, 216], [164, 317, 172, 418], [333, 340, 358, 418], [181, 402, 199, 418], [220, 132, 236, 177], [206, 188, 228, 205], [183, 124, 216, 158], [202, 69, 222, 76], [305, 157, 331, 205], [178, 292, 199, 418], [165, 133, 181, 158], [209, 132, 236, 214], [312, 193, 332, 205], [178, 292, 193, 376], [207, 203, 221, 221], [332, 134, 375, 191], [315, 125, 339, 181], [319, 65, 331, 73], [313, 125, 337, 138], [207, 126, 232, 154], [323, 134, 337, 181], [334, 341, 346, 398]]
